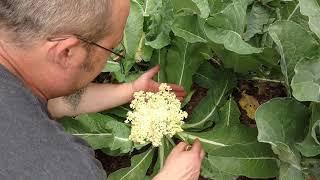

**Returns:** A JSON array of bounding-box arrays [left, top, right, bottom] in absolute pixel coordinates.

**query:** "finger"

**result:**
[[149, 82, 160, 92], [191, 139, 203, 155], [142, 65, 160, 79], [168, 84, 185, 92], [174, 91, 187, 97], [200, 149, 206, 160], [171, 142, 188, 154]]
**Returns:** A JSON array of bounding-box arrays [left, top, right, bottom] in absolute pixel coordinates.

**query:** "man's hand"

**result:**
[[154, 139, 205, 180], [131, 65, 186, 101]]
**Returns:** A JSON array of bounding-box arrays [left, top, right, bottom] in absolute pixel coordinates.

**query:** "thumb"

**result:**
[[142, 65, 160, 79], [191, 139, 203, 155], [171, 142, 188, 154]]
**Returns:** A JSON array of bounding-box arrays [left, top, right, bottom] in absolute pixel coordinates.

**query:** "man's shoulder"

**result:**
[[0, 67, 106, 180], [0, 64, 38, 106], [0, 74, 44, 117]]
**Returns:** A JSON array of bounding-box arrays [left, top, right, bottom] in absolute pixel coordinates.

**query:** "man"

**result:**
[[0, 0, 205, 180]]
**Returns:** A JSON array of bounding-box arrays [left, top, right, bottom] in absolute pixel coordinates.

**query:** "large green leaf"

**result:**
[[179, 126, 258, 151], [107, 148, 154, 180], [191, 0, 210, 18], [296, 103, 320, 157], [204, 0, 263, 54], [183, 98, 278, 178], [268, 21, 319, 88], [291, 57, 320, 102], [157, 138, 173, 170], [145, 0, 174, 49], [123, 0, 144, 72], [204, 142, 279, 178], [135, 33, 154, 62], [219, 47, 281, 74], [172, 15, 207, 43], [244, 3, 271, 41], [171, 0, 199, 14], [255, 98, 310, 167], [143, 0, 160, 16], [279, 1, 309, 29], [208, 0, 241, 15], [201, 161, 235, 180], [61, 114, 133, 153], [150, 138, 174, 178], [217, 97, 243, 127], [171, 0, 210, 18], [102, 105, 131, 119], [298, 0, 320, 40], [183, 76, 236, 130], [312, 121, 320, 145], [150, 48, 168, 83], [181, 99, 257, 148], [194, 61, 236, 89], [205, 25, 262, 55], [165, 38, 210, 92], [125, 0, 144, 58]]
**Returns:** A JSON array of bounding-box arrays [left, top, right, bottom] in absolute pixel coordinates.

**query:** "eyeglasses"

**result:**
[[47, 35, 126, 61], [47, 34, 127, 73], [75, 35, 126, 62]]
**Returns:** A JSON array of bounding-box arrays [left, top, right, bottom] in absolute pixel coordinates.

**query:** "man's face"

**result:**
[[74, 0, 130, 90]]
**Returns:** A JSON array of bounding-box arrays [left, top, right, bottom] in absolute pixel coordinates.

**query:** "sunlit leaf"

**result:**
[[107, 148, 154, 180], [165, 38, 211, 92], [291, 57, 320, 102], [256, 98, 309, 167], [172, 15, 207, 43], [268, 21, 319, 88], [204, 0, 263, 54], [61, 114, 133, 153], [298, 0, 320, 40], [296, 103, 320, 157]]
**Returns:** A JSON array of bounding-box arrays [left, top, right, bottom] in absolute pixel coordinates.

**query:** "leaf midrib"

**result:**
[[208, 156, 278, 160], [73, 133, 130, 142], [184, 81, 229, 128], [120, 149, 153, 180], [179, 42, 189, 86], [180, 132, 227, 147], [173, 27, 206, 42]]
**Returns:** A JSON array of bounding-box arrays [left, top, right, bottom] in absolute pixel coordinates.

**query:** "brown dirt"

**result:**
[[95, 150, 131, 176], [233, 80, 287, 128], [185, 84, 208, 116]]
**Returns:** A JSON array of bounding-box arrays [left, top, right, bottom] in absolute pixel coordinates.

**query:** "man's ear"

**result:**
[[51, 37, 84, 69]]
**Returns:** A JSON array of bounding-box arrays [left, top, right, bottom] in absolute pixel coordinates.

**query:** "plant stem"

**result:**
[[176, 132, 187, 142], [166, 136, 176, 147], [251, 77, 285, 84], [158, 139, 165, 169], [287, 3, 300, 21]]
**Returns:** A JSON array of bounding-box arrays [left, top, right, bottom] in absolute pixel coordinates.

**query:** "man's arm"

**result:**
[[48, 66, 186, 118], [48, 83, 134, 118]]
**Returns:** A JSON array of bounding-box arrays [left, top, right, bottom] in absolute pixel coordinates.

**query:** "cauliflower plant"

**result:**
[[126, 83, 188, 147]]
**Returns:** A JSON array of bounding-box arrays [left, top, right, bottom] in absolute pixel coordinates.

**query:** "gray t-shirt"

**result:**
[[0, 65, 106, 180]]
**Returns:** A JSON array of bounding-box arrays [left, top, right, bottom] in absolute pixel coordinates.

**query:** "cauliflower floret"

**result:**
[[126, 83, 188, 147]]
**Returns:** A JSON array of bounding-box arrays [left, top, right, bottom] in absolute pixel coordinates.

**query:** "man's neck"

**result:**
[[0, 42, 49, 102]]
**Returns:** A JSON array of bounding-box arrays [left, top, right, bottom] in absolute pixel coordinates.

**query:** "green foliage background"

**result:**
[[61, 0, 320, 179]]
